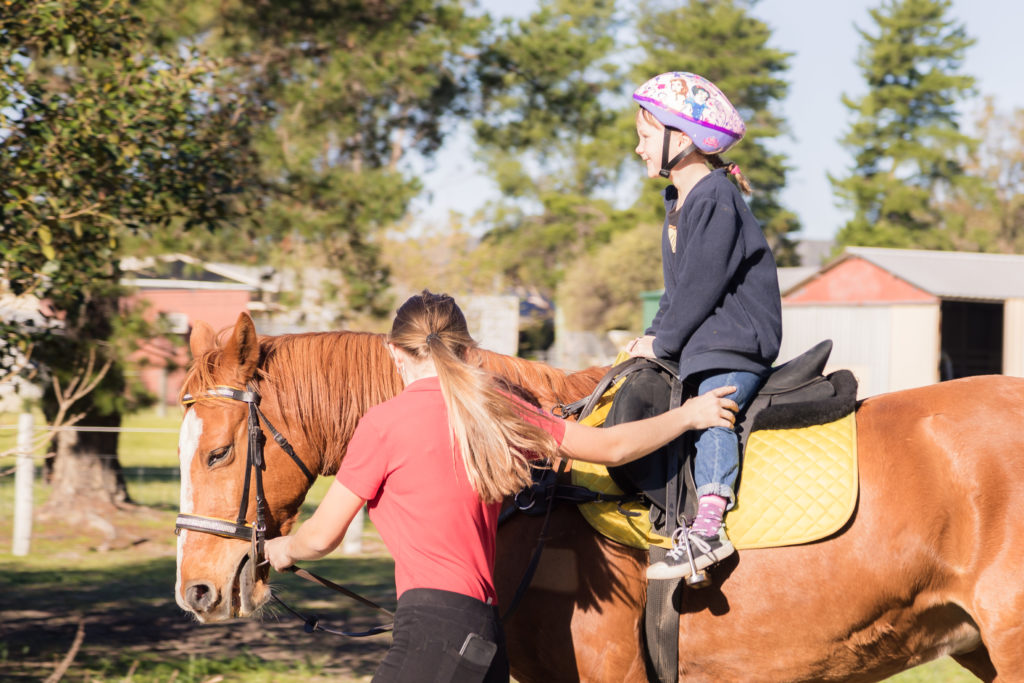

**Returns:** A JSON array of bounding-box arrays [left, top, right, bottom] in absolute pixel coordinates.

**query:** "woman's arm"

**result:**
[[558, 386, 737, 466], [264, 479, 366, 571]]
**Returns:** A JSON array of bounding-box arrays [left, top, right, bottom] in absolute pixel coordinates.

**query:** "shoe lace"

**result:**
[[665, 526, 713, 562]]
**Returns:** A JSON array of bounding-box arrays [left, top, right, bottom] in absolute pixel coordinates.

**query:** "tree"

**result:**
[[633, 0, 801, 264], [557, 221, 664, 332], [133, 0, 486, 320], [1, 0, 264, 509], [471, 0, 638, 294], [830, 0, 977, 249], [941, 98, 1024, 253]]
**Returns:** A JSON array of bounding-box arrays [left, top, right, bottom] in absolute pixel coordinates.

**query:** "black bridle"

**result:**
[[174, 384, 393, 637]]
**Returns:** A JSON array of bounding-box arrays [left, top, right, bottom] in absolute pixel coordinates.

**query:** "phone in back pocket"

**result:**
[[459, 632, 497, 668]]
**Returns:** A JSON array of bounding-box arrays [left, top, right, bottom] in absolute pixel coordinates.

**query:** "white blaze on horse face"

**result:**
[[178, 407, 202, 515], [175, 407, 203, 606]]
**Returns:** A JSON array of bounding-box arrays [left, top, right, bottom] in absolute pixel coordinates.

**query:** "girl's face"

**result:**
[[635, 111, 665, 179], [635, 110, 691, 179]]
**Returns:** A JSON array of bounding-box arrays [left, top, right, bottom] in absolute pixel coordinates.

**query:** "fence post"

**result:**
[[341, 507, 365, 555], [12, 412, 35, 556]]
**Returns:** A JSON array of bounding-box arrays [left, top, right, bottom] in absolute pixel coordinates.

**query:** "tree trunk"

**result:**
[[47, 411, 130, 507]]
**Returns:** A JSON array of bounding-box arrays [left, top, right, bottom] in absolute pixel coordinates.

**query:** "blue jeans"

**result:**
[[692, 369, 764, 510]]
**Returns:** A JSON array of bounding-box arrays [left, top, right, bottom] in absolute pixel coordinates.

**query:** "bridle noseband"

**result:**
[[174, 384, 315, 571]]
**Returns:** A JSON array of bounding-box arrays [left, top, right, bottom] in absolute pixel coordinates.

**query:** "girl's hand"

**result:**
[[627, 335, 656, 358], [683, 386, 738, 430], [264, 536, 295, 572]]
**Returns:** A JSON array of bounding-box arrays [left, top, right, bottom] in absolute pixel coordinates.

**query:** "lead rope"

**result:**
[[270, 566, 394, 637]]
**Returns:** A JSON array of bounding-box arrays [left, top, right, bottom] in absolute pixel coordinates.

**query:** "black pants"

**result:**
[[373, 588, 509, 683]]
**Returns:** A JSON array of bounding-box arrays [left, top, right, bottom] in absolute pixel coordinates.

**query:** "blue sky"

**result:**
[[414, 0, 1023, 243]]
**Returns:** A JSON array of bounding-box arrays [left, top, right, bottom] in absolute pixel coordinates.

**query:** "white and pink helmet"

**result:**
[[633, 71, 746, 156]]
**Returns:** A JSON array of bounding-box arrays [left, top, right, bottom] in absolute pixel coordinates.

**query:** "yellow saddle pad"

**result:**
[[571, 412, 858, 550]]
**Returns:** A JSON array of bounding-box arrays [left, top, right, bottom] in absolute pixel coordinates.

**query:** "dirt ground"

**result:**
[[0, 505, 395, 682]]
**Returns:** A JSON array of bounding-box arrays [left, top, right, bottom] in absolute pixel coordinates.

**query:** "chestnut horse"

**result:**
[[175, 313, 1024, 682]]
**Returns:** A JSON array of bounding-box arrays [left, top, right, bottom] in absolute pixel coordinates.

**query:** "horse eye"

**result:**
[[207, 445, 232, 468]]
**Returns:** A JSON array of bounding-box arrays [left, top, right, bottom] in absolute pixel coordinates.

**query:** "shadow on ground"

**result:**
[[0, 552, 396, 681]]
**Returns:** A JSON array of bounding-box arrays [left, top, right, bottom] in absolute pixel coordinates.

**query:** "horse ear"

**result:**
[[221, 312, 260, 383], [189, 320, 217, 358]]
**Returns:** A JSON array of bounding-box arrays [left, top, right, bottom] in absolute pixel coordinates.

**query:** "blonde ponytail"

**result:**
[[390, 291, 558, 503], [705, 153, 752, 195]]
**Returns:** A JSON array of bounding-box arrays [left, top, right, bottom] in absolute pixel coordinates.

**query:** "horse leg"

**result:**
[[967, 588, 1024, 681], [951, 647, 996, 682]]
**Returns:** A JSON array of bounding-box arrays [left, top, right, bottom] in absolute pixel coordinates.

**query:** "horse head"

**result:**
[[174, 313, 319, 622]]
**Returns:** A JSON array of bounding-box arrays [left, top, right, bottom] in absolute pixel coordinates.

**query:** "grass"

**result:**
[[0, 409, 982, 681]]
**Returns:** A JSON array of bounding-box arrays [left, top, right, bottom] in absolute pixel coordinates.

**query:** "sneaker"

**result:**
[[646, 526, 735, 581]]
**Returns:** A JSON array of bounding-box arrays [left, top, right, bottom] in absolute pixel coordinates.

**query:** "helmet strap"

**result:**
[[659, 127, 695, 178]]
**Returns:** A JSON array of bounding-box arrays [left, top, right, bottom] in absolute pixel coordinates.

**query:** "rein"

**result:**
[[175, 384, 393, 638]]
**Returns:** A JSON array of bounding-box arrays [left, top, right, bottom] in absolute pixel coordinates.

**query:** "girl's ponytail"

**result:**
[[706, 153, 751, 195]]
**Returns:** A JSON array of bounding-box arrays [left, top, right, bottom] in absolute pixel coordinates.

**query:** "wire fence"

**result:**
[[1, 415, 363, 555]]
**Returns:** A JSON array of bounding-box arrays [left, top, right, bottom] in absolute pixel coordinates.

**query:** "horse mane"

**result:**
[[181, 330, 403, 475], [182, 329, 608, 475], [472, 348, 607, 410]]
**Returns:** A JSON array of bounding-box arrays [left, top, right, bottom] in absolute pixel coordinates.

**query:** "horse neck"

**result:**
[[260, 331, 403, 476]]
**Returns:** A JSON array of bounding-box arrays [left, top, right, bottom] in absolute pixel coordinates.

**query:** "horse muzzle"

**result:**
[[178, 537, 271, 622]]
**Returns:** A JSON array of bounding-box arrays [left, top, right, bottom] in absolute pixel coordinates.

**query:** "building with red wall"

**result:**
[[121, 255, 256, 408]]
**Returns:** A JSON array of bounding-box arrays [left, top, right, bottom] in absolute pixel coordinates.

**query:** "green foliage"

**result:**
[[0, 0, 264, 426], [830, 0, 978, 249], [940, 98, 1024, 253], [557, 221, 664, 331], [475, 0, 631, 194], [136, 0, 487, 318], [0, 1, 262, 315], [474, 193, 641, 293], [470, 0, 637, 294], [633, 0, 800, 264]]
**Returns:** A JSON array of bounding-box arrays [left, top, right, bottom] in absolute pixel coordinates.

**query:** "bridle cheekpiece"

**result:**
[[174, 384, 315, 570]]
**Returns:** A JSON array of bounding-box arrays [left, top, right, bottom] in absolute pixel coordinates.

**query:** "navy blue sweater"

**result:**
[[646, 169, 782, 380]]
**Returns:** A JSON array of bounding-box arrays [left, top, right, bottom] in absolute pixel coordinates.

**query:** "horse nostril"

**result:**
[[185, 581, 219, 612]]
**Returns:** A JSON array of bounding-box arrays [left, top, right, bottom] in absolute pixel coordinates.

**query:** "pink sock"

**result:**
[[691, 495, 727, 538]]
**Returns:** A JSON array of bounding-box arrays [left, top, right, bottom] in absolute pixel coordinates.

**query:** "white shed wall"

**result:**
[[780, 305, 891, 399], [887, 304, 940, 392], [780, 303, 940, 399], [1005, 298, 1024, 378]]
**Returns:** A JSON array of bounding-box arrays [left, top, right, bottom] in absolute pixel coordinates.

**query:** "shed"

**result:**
[[121, 255, 256, 409], [781, 247, 1024, 398]]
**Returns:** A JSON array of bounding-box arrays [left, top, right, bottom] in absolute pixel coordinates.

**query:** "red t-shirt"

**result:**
[[337, 376, 565, 603]]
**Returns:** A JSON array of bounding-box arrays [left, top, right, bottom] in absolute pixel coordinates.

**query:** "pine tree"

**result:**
[[633, 0, 800, 264], [470, 0, 638, 294], [831, 0, 976, 249]]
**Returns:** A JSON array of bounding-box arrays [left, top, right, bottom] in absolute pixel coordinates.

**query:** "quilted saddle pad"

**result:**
[[571, 412, 858, 550]]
